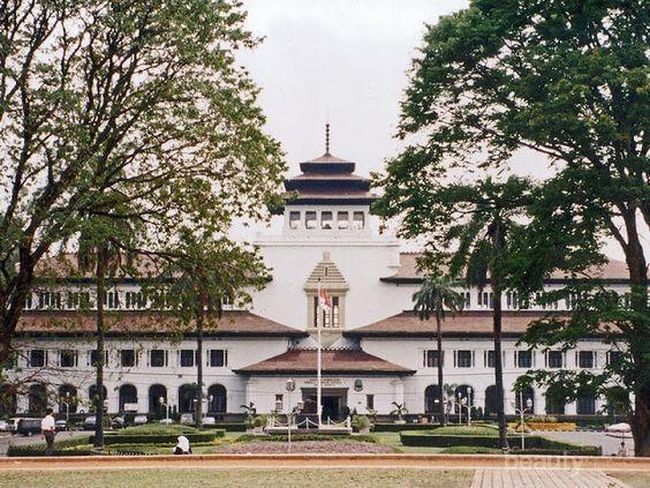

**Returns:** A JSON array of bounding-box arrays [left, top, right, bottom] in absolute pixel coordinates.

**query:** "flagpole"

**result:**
[[317, 279, 323, 427]]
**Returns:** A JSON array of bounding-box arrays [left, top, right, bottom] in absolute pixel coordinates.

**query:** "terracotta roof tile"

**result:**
[[346, 311, 576, 337], [16, 310, 306, 337], [381, 253, 630, 282], [235, 348, 414, 375]]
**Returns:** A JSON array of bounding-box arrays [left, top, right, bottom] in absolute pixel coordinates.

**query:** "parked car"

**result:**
[[16, 418, 41, 436], [202, 416, 216, 426], [133, 415, 148, 425], [55, 420, 67, 432], [111, 416, 125, 429], [0, 420, 9, 432], [8, 418, 22, 433], [82, 416, 96, 430], [180, 413, 194, 425], [158, 418, 173, 425]]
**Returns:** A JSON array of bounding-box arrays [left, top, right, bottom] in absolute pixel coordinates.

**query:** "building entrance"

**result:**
[[301, 388, 349, 421]]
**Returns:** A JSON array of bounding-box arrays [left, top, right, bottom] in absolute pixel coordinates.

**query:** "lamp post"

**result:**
[[454, 387, 473, 426], [512, 391, 533, 449], [64, 391, 71, 423], [276, 379, 303, 453], [159, 396, 169, 422]]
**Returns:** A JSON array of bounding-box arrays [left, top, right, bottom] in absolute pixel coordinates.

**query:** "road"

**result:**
[[0, 432, 89, 456], [538, 431, 634, 457]]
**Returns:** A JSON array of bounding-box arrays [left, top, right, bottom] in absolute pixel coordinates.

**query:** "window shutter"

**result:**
[[544, 351, 548, 368], [224, 349, 229, 367], [532, 351, 536, 367], [483, 351, 487, 367], [165, 350, 169, 367], [514, 351, 518, 367], [207, 350, 211, 367], [594, 352, 598, 368], [146, 351, 150, 367], [502, 350, 506, 366], [453, 351, 457, 367], [87, 351, 91, 367], [472, 351, 476, 367], [575, 351, 578, 367]]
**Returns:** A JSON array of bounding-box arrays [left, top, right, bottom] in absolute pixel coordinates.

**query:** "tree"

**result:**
[[375, 174, 533, 449], [0, 0, 284, 366], [413, 275, 465, 426], [375, 0, 650, 455], [152, 230, 269, 429]]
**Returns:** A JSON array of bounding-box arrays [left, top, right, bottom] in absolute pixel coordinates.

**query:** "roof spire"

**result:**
[[325, 122, 330, 155]]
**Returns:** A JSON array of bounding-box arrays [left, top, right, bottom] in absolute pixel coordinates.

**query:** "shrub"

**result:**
[[440, 446, 501, 454], [235, 433, 377, 443], [118, 424, 200, 436], [89, 430, 222, 445], [400, 430, 601, 456], [7, 435, 93, 457], [373, 423, 444, 432], [352, 415, 372, 431], [430, 425, 499, 436]]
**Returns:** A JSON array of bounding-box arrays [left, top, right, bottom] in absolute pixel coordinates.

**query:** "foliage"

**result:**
[[117, 424, 200, 436], [430, 425, 499, 436], [235, 433, 378, 444], [377, 0, 650, 455], [352, 415, 372, 431], [0, 0, 285, 365], [89, 430, 221, 445], [389, 402, 408, 421], [440, 446, 501, 454]]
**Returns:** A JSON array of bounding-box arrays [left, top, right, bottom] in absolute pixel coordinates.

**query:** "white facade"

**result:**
[[4, 149, 627, 421]]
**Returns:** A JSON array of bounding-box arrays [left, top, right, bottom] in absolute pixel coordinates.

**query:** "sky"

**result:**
[[235, 0, 637, 260]]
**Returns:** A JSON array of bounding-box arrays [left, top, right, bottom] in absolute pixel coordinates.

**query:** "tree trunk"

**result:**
[[436, 310, 446, 426], [195, 292, 205, 430], [492, 284, 509, 450], [94, 249, 107, 450], [624, 237, 650, 456]]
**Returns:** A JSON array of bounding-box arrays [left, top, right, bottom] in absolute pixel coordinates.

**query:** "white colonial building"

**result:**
[[2, 143, 629, 423]]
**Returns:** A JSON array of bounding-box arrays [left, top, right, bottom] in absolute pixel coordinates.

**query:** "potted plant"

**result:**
[[241, 402, 257, 434], [390, 402, 408, 424], [253, 415, 266, 434], [352, 415, 372, 434]]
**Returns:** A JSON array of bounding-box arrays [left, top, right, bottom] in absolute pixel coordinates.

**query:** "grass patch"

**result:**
[[608, 472, 650, 488], [117, 425, 200, 436], [0, 468, 474, 488], [431, 425, 499, 436], [440, 446, 501, 454]]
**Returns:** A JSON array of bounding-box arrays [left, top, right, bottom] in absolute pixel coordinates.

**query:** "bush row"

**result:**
[[373, 423, 439, 432], [90, 430, 222, 445], [7, 444, 94, 457], [235, 433, 377, 443], [399, 431, 601, 455]]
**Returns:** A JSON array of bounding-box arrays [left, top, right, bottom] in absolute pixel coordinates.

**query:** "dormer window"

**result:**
[[337, 211, 349, 229], [353, 211, 365, 230], [305, 211, 317, 229], [289, 211, 301, 229], [321, 211, 333, 229]]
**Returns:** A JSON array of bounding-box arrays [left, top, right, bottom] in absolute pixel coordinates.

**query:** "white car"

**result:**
[[0, 420, 8, 431], [180, 413, 194, 425], [133, 415, 148, 425], [201, 416, 216, 426], [158, 418, 173, 425]]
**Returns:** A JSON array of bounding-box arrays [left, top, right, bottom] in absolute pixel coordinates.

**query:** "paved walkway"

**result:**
[[471, 468, 627, 488]]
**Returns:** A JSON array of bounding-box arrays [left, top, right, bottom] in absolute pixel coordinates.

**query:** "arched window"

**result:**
[[576, 395, 596, 415], [0, 384, 17, 416], [207, 384, 227, 414], [178, 384, 197, 414], [149, 384, 167, 415], [118, 384, 138, 412], [28, 383, 48, 415], [515, 386, 535, 415], [484, 385, 499, 416], [58, 384, 78, 414], [545, 385, 565, 415], [424, 385, 442, 414]]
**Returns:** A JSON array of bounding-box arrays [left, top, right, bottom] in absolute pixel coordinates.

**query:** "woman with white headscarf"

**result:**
[[174, 435, 192, 454]]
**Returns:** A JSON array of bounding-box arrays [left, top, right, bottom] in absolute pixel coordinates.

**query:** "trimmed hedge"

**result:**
[[213, 423, 246, 432], [235, 433, 378, 443], [373, 423, 440, 432], [399, 430, 601, 456], [90, 430, 223, 445], [7, 436, 93, 457]]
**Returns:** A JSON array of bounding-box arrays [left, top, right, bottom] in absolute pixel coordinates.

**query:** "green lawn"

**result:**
[[0, 468, 473, 488], [371, 432, 444, 453], [608, 472, 650, 488]]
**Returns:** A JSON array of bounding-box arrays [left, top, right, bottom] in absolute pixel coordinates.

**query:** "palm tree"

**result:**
[[413, 276, 465, 425], [74, 207, 139, 449], [447, 176, 532, 450]]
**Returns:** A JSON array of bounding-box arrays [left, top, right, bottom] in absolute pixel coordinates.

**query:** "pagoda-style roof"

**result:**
[[234, 348, 414, 375], [283, 125, 376, 205]]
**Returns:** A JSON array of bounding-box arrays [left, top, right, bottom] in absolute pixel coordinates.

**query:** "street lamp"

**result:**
[[512, 392, 534, 449], [275, 379, 303, 453], [61, 391, 75, 424], [454, 388, 472, 426]]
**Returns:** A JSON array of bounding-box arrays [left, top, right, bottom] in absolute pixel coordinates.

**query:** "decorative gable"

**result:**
[[304, 252, 349, 292]]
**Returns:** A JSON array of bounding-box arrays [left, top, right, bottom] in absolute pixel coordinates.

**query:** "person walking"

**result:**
[[41, 408, 56, 456]]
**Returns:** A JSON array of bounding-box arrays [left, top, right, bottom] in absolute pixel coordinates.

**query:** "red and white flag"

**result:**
[[318, 287, 332, 311]]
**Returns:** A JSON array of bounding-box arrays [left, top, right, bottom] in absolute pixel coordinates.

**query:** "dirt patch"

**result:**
[[217, 441, 394, 454]]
